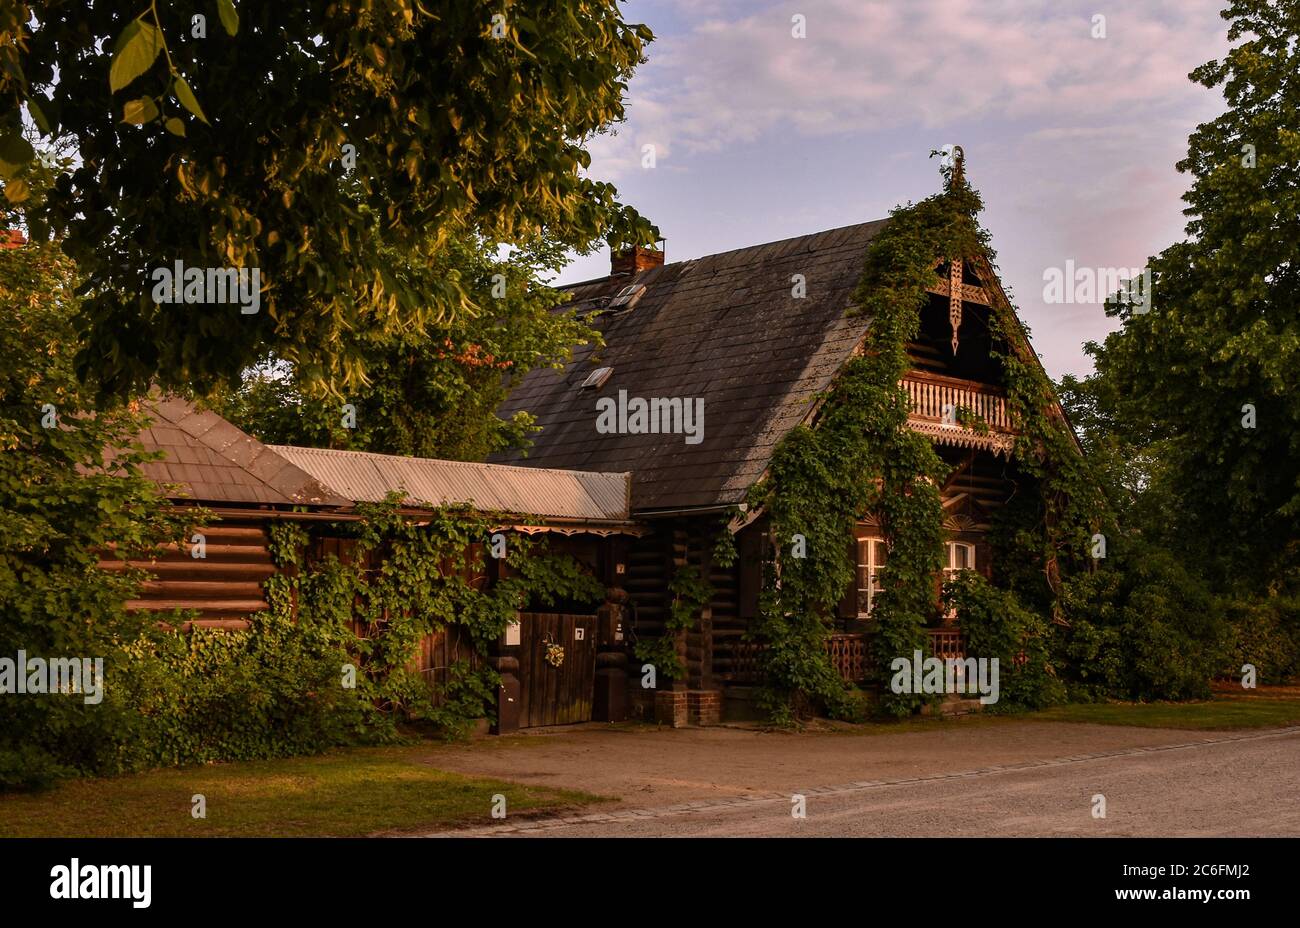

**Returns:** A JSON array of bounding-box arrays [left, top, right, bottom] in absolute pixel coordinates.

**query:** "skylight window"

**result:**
[[608, 283, 645, 309], [581, 367, 614, 390]]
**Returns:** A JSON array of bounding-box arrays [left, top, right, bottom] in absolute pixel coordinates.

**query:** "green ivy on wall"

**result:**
[[633, 512, 737, 683], [3, 494, 606, 791], [747, 178, 1106, 721], [261, 496, 608, 736]]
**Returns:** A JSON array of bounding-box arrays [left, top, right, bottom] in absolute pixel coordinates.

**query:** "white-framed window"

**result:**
[[944, 541, 976, 581], [943, 541, 976, 619], [856, 536, 888, 618]]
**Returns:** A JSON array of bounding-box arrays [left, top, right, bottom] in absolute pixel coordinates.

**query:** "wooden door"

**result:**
[[517, 612, 597, 728]]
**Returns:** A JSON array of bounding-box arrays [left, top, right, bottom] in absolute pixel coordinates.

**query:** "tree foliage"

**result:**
[[1083, 0, 1300, 590], [0, 226, 192, 789], [1, 1, 656, 396], [212, 236, 600, 461]]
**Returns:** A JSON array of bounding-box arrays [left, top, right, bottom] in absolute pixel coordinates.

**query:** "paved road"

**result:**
[[433, 726, 1300, 837]]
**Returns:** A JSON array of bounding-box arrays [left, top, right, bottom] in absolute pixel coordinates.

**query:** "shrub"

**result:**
[[1217, 595, 1300, 684], [944, 572, 1066, 711], [1058, 548, 1224, 701]]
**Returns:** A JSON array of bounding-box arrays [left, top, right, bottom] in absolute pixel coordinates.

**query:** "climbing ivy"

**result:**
[[986, 299, 1111, 609], [634, 512, 737, 682], [263, 496, 607, 736], [633, 561, 709, 681], [9, 497, 608, 789], [748, 177, 1105, 721]]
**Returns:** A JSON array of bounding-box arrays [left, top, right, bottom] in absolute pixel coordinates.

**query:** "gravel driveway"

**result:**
[[412, 719, 1300, 837]]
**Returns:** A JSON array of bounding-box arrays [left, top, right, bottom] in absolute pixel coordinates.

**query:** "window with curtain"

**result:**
[[944, 541, 975, 580]]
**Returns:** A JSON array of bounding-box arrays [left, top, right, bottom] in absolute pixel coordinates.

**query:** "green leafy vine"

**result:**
[[262, 494, 606, 737], [747, 178, 1104, 720]]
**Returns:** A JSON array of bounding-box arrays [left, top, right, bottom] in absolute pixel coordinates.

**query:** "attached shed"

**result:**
[[101, 396, 350, 627], [107, 397, 643, 731]]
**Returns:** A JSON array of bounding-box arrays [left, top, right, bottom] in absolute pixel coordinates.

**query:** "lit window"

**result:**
[[943, 541, 976, 619], [944, 541, 975, 579], [856, 536, 887, 618]]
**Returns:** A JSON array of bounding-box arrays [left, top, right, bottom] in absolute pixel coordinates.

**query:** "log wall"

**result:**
[[101, 518, 273, 630]]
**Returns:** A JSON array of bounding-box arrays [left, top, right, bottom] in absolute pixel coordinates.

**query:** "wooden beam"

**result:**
[[925, 269, 992, 307]]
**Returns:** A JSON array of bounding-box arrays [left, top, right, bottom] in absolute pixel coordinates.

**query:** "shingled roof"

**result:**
[[492, 220, 889, 512], [137, 396, 350, 507]]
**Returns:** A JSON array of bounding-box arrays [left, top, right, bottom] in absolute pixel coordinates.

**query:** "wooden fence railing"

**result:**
[[826, 633, 871, 684], [927, 628, 965, 661], [722, 630, 966, 686], [728, 640, 767, 685]]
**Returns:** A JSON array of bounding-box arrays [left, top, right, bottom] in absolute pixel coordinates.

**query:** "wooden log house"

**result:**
[[103, 188, 1076, 731], [493, 208, 1078, 725]]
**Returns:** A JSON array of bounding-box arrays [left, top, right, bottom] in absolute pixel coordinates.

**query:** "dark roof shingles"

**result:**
[[492, 220, 887, 511], [137, 398, 350, 508]]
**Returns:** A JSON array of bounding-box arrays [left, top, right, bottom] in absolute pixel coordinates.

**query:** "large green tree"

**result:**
[[1085, 0, 1300, 590], [214, 235, 599, 461], [0, 1, 655, 396], [0, 181, 195, 787]]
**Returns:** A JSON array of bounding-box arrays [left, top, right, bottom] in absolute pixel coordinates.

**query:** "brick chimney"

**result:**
[[0, 229, 26, 249], [610, 242, 664, 277]]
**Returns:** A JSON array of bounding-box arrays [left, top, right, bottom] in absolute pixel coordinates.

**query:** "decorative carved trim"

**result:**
[[906, 418, 1015, 456], [943, 513, 977, 531], [925, 269, 991, 307], [506, 524, 647, 537], [949, 258, 963, 354]]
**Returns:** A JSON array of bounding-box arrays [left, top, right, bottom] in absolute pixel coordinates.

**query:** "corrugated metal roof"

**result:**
[[267, 446, 632, 522]]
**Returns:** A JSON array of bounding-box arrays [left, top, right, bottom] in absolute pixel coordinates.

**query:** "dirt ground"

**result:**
[[417, 717, 1212, 808], [414, 718, 1300, 837]]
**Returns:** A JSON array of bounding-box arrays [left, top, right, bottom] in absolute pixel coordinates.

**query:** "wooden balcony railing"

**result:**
[[901, 371, 1016, 454], [927, 628, 965, 661], [722, 629, 967, 686]]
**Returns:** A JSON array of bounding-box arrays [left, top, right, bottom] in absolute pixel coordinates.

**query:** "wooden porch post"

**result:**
[[488, 552, 521, 734], [594, 591, 629, 723]]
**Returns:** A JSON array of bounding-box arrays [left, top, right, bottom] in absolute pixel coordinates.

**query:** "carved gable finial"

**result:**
[[949, 258, 962, 354]]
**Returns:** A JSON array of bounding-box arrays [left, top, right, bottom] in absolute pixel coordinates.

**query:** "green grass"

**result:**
[[1024, 696, 1300, 731], [0, 744, 606, 837]]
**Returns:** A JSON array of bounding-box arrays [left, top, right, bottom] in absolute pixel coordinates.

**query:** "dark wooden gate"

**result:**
[[414, 625, 481, 707], [517, 612, 597, 728]]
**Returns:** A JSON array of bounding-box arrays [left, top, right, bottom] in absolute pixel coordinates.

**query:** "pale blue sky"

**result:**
[[557, 0, 1232, 377]]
